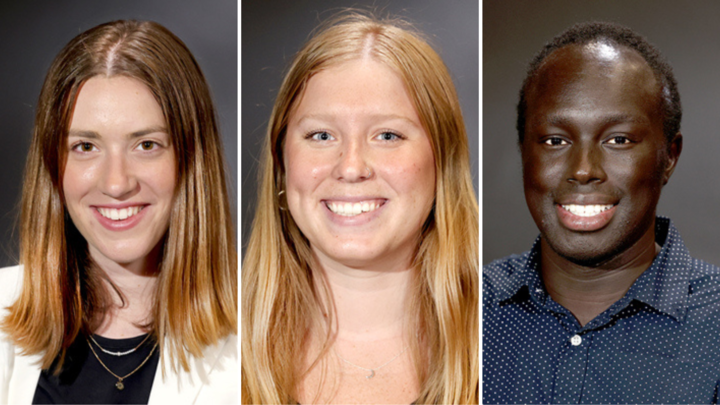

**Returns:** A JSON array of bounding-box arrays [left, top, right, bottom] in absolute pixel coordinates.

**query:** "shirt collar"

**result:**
[[497, 217, 692, 322], [627, 217, 692, 322], [494, 238, 543, 305]]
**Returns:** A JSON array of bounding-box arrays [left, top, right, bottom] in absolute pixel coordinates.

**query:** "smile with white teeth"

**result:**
[[97, 206, 144, 221], [326, 201, 382, 217], [561, 204, 614, 217]]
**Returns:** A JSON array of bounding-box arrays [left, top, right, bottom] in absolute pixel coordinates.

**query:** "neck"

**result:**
[[90, 245, 161, 338], [297, 250, 421, 404], [312, 250, 415, 341], [541, 225, 659, 326]]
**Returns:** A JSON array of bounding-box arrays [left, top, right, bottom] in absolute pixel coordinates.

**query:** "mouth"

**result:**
[[324, 199, 386, 217], [556, 202, 618, 232], [96, 206, 145, 221], [560, 204, 614, 217]]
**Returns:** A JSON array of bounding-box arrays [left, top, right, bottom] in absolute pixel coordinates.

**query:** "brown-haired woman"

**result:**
[[0, 20, 237, 404], [242, 13, 478, 404]]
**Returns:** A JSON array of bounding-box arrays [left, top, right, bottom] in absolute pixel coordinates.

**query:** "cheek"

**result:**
[[284, 150, 330, 194], [155, 172, 176, 201], [147, 158, 177, 207], [383, 151, 436, 203], [156, 159, 177, 190], [62, 162, 96, 204], [523, 155, 557, 197], [522, 152, 564, 223], [609, 155, 665, 198], [285, 158, 311, 194]]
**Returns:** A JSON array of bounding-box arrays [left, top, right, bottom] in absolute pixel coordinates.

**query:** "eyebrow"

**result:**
[[543, 113, 650, 127], [67, 126, 168, 139], [296, 113, 421, 128]]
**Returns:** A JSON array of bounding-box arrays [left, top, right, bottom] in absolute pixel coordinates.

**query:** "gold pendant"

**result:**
[[116, 380, 125, 390]]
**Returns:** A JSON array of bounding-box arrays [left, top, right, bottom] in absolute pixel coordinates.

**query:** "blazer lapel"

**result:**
[[7, 348, 42, 404], [147, 335, 236, 405]]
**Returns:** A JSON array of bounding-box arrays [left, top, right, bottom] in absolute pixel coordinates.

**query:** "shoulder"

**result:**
[[690, 258, 720, 274], [151, 334, 238, 404], [675, 256, 720, 320], [194, 334, 238, 403], [687, 257, 720, 296], [483, 253, 529, 285], [483, 252, 530, 304], [204, 333, 237, 367], [0, 266, 23, 403], [0, 265, 22, 309]]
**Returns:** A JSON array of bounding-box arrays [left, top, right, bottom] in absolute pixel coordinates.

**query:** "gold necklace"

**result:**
[[90, 334, 151, 356], [87, 338, 158, 390]]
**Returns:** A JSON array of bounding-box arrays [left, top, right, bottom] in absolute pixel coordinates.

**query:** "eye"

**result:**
[[543, 137, 568, 146], [308, 131, 335, 141], [605, 136, 632, 145], [137, 140, 159, 151], [72, 142, 97, 153], [376, 131, 402, 141]]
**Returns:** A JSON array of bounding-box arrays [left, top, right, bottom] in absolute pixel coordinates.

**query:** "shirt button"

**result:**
[[570, 335, 582, 346]]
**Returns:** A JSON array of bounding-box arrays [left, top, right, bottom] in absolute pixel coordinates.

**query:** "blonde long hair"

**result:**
[[2, 20, 237, 373], [242, 13, 478, 404]]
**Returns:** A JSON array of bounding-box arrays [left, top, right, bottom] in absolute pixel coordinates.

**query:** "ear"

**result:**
[[662, 132, 682, 185]]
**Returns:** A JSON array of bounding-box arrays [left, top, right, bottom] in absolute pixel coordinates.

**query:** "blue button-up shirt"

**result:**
[[483, 218, 720, 404]]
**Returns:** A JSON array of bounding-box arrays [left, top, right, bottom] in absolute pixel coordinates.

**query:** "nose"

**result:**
[[100, 152, 138, 198], [567, 143, 606, 184], [331, 138, 373, 182]]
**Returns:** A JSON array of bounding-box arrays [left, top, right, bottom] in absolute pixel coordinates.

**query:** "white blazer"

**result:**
[[0, 265, 238, 404]]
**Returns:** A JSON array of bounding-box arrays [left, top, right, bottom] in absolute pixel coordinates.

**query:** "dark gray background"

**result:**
[[484, 0, 720, 266], [241, 0, 479, 256], [0, 0, 237, 267]]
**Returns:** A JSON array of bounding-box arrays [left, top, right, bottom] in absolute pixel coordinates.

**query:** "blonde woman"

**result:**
[[0, 20, 237, 404], [242, 13, 478, 404]]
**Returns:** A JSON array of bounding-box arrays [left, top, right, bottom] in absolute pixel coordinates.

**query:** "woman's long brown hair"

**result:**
[[2, 20, 237, 373]]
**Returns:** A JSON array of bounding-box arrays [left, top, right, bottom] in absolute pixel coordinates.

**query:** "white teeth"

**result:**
[[327, 201, 381, 217], [562, 204, 613, 217], [97, 206, 143, 221]]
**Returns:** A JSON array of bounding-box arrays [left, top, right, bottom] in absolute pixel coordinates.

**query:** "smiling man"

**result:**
[[483, 22, 720, 404]]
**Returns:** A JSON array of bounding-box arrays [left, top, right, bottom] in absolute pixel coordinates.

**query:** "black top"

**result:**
[[483, 218, 720, 404], [33, 333, 160, 404]]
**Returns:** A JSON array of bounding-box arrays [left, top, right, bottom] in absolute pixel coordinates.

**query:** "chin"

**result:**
[[326, 250, 379, 268], [89, 240, 161, 267], [556, 246, 621, 267], [543, 230, 632, 268], [312, 241, 380, 268]]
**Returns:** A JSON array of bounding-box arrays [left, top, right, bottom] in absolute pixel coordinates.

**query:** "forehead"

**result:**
[[69, 76, 166, 136], [289, 58, 419, 124], [525, 42, 662, 129]]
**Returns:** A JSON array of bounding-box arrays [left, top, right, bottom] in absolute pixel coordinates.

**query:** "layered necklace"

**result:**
[[87, 335, 158, 390], [89, 334, 150, 356]]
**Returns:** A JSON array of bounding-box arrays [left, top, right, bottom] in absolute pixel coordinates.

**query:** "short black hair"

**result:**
[[516, 21, 681, 144]]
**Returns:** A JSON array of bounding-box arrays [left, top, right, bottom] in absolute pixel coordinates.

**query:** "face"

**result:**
[[64, 76, 176, 271], [283, 59, 436, 271], [522, 42, 680, 266]]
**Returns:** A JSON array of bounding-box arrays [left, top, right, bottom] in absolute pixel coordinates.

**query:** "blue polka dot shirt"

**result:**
[[483, 217, 720, 404]]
